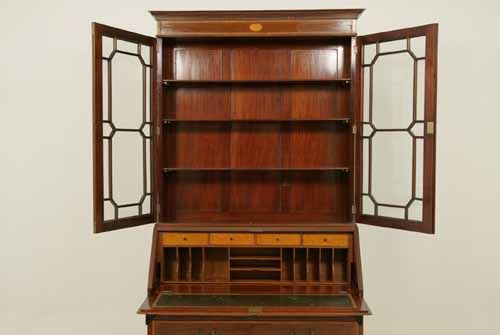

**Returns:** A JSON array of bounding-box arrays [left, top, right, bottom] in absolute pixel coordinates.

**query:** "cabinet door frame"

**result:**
[[92, 23, 157, 233], [355, 24, 438, 234]]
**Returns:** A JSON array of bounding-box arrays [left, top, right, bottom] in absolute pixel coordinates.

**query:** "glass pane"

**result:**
[[117, 40, 138, 54], [379, 206, 405, 219], [363, 67, 371, 122], [112, 53, 143, 129], [372, 53, 413, 129], [415, 139, 424, 198], [416, 59, 426, 121], [379, 39, 407, 53], [102, 36, 114, 58], [362, 139, 369, 194], [362, 195, 375, 215], [102, 61, 109, 121], [363, 44, 376, 65], [112, 132, 143, 205], [372, 132, 412, 205], [104, 201, 115, 221], [141, 45, 151, 66], [411, 36, 426, 58], [408, 200, 423, 221], [361, 37, 426, 223], [99, 34, 153, 223], [119, 206, 139, 218]]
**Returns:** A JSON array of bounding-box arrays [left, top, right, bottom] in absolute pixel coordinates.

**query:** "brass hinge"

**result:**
[[426, 121, 435, 135], [352, 124, 357, 134], [156, 125, 161, 136], [352, 204, 357, 215]]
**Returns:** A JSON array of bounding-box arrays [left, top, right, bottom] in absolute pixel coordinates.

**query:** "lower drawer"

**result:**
[[152, 321, 360, 335]]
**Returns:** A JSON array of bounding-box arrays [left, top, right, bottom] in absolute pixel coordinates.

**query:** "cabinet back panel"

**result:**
[[165, 172, 348, 221], [170, 86, 231, 119], [161, 39, 352, 223]]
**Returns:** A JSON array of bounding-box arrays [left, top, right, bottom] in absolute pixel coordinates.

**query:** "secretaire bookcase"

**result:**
[[91, 9, 438, 335]]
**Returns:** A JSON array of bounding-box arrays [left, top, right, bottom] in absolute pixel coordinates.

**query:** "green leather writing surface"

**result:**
[[155, 293, 353, 308]]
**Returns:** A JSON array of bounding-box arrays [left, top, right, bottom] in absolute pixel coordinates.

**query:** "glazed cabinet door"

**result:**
[[355, 24, 438, 233], [92, 23, 156, 233]]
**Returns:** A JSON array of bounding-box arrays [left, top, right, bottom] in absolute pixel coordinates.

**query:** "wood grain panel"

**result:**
[[231, 87, 284, 119], [230, 124, 281, 168], [230, 49, 289, 80], [303, 234, 350, 247], [153, 321, 360, 335], [210, 233, 255, 245], [289, 85, 346, 119], [162, 233, 209, 246], [287, 172, 347, 216], [284, 124, 348, 167], [169, 172, 224, 213], [156, 20, 357, 37], [229, 172, 281, 212], [168, 124, 229, 168], [174, 48, 223, 80], [256, 234, 301, 246], [291, 49, 338, 79], [172, 87, 230, 119]]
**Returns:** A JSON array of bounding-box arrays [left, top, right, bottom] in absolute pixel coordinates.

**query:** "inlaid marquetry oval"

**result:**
[[249, 23, 263, 32]]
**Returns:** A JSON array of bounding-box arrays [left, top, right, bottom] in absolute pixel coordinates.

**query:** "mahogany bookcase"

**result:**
[[91, 9, 438, 335]]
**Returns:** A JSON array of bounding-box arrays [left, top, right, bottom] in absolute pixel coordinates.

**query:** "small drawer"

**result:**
[[256, 234, 301, 246], [210, 233, 254, 245], [162, 233, 209, 246], [302, 234, 350, 247]]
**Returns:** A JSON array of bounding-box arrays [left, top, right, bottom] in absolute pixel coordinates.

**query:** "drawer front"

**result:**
[[210, 233, 254, 245], [256, 234, 301, 246], [162, 233, 209, 246], [302, 234, 350, 247], [153, 322, 360, 335]]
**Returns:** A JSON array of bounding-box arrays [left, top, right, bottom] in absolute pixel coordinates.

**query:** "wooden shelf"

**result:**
[[163, 167, 350, 173], [230, 267, 281, 272], [230, 256, 281, 260], [164, 118, 351, 124], [163, 79, 351, 85]]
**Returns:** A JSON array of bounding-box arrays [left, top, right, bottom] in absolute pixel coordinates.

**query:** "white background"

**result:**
[[2, 0, 500, 334]]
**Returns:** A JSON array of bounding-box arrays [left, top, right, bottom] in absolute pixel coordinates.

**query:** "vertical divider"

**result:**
[[201, 247, 206, 282], [348, 239, 353, 284], [279, 248, 283, 281], [331, 247, 335, 283], [187, 248, 192, 282], [306, 248, 310, 282], [175, 247, 180, 281], [160, 247, 165, 281], [226, 247, 230, 281], [319, 248, 324, 282], [292, 248, 296, 282]]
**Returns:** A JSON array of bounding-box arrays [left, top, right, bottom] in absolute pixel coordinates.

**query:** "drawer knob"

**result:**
[[183, 237, 188, 241], [229, 237, 233, 241], [323, 238, 328, 242]]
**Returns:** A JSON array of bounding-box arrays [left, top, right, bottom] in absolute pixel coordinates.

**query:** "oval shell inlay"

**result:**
[[249, 23, 263, 32]]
